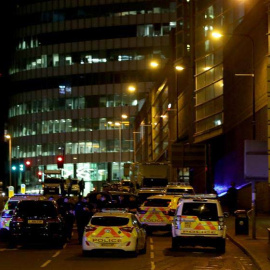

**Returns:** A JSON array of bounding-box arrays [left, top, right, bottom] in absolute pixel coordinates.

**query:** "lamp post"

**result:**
[[5, 134, 12, 186], [115, 114, 128, 181], [212, 30, 256, 239]]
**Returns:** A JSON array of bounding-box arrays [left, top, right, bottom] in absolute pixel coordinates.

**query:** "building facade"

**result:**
[[6, 0, 176, 192]]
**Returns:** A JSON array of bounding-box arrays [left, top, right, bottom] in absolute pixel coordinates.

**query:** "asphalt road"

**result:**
[[0, 230, 258, 270]]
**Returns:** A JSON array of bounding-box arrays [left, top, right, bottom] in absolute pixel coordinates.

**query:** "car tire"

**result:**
[[216, 238, 226, 253], [171, 237, 178, 250], [140, 240, 147, 254]]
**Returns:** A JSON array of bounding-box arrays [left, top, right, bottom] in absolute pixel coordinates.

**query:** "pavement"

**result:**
[[226, 213, 270, 270]]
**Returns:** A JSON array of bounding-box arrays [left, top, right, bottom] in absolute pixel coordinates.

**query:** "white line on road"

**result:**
[[150, 244, 154, 250], [52, 251, 61, 258], [150, 251, 154, 259], [150, 238, 153, 244], [151, 261, 155, 270], [40, 260, 52, 268]]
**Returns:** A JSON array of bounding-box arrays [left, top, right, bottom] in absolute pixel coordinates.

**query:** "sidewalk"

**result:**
[[226, 214, 270, 270]]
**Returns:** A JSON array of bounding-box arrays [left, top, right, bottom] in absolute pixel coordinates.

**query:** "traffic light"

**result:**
[[25, 160, 31, 171], [38, 171, 42, 182], [57, 155, 64, 169]]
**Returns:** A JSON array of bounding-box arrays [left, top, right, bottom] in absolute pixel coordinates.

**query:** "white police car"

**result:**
[[82, 209, 147, 256], [171, 194, 227, 253]]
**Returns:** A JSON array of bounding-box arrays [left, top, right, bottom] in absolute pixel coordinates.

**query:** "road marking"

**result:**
[[52, 251, 61, 258], [149, 237, 155, 270], [150, 244, 154, 250], [151, 261, 155, 270], [150, 238, 153, 244], [150, 251, 154, 259], [40, 260, 51, 268]]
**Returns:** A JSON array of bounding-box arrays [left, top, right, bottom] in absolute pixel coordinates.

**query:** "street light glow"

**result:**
[[211, 31, 223, 39], [121, 114, 128, 119], [150, 60, 159, 68], [175, 65, 184, 71], [128, 85, 136, 92]]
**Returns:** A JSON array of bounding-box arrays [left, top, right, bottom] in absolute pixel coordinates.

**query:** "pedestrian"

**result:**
[[79, 178, 85, 196], [74, 195, 91, 244], [127, 195, 139, 214], [227, 181, 238, 215], [59, 197, 75, 242], [117, 194, 128, 208], [66, 176, 72, 197], [94, 193, 107, 212]]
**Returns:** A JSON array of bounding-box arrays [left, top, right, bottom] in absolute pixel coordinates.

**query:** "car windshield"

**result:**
[[16, 201, 57, 218], [138, 193, 161, 203], [91, 217, 129, 226], [166, 188, 194, 194], [144, 199, 171, 207], [182, 203, 218, 221]]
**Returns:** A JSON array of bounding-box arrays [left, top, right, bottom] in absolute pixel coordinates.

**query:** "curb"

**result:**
[[226, 233, 262, 270]]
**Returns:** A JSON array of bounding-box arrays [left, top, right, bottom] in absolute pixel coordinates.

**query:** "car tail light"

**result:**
[[13, 216, 24, 222], [218, 217, 224, 230], [120, 227, 134, 233], [47, 218, 57, 223], [126, 241, 131, 246], [174, 216, 182, 229], [85, 226, 97, 232]]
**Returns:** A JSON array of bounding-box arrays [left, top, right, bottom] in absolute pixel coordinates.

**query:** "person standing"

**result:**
[[79, 178, 85, 196], [227, 181, 238, 215]]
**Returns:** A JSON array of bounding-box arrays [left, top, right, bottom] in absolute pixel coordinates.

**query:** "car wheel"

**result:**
[[216, 238, 226, 253], [140, 240, 147, 254], [171, 237, 178, 250]]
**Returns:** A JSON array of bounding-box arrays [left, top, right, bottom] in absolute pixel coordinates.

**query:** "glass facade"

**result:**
[[8, 0, 176, 191]]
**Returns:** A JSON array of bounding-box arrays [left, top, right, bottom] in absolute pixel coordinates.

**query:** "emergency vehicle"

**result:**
[[164, 182, 195, 195], [137, 194, 181, 234], [171, 194, 227, 253], [82, 209, 147, 256], [0, 194, 46, 233]]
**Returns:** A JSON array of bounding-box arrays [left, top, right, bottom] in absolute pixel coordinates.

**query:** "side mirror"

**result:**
[[223, 212, 230, 218]]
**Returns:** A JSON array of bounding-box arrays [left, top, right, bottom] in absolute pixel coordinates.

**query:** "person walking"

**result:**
[[127, 195, 139, 214]]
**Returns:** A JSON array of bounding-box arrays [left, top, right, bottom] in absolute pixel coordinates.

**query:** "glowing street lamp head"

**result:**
[[128, 85, 136, 92], [211, 31, 223, 39], [115, 122, 121, 126], [150, 60, 159, 68], [5, 134, 11, 140], [175, 65, 184, 71], [121, 114, 128, 119]]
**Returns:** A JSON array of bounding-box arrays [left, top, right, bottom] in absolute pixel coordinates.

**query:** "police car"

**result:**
[[164, 183, 195, 195], [171, 194, 227, 253], [82, 209, 147, 256], [0, 194, 46, 234], [137, 194, 182, 234]]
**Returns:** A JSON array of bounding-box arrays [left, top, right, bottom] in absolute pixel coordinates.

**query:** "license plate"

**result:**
[[101, 243, 115, 247], [28, 220, 43, 224], [184, 222, 191, 228]]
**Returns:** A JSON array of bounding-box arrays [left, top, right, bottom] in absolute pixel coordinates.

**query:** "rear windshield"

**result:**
[[144, 199, 171, 207], [6, 200, 19, 210], [142, 178, 168, 187], [16, 201, 57, 218], [44, 178, 63, 184], [138, 193, 161, 203], [166, 188, 194, 194], [182, 203, 218, 221], [91, 217, 129, 226]]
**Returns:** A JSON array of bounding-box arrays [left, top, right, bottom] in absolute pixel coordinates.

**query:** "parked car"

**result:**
[[171, 194, 227, 253], [82, 209, 147, 256], [9, 199, 65, 248]]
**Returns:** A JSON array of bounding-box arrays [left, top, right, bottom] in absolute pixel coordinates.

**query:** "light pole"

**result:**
[[5, 134, 12, 186], [115, 114, 128, 181], [212, 30, 256, 239]]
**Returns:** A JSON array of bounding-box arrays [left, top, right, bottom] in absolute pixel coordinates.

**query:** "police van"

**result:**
[[171, 194, 227, 253]]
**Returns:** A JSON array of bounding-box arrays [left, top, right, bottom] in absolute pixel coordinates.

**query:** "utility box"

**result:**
[[235, 210, 249, 235]]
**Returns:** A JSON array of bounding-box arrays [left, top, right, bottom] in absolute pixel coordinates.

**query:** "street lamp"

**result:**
[[115, 114, 128, 180], [212, 30, 256, 239], [5, 134, 12, 186]]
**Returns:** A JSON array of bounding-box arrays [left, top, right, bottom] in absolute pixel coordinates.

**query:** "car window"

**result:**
[[91, 217, 129, 226], [144, 199, 171, 207], [16, 201, 58, 218], [142, 178, 168, 187], [182, 203, 218, 221]]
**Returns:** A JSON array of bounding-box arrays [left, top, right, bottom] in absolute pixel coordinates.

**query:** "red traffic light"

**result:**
[[38, 171, 42, 181], [57, 155, 64, 168], [25, 160, 31, 170]]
